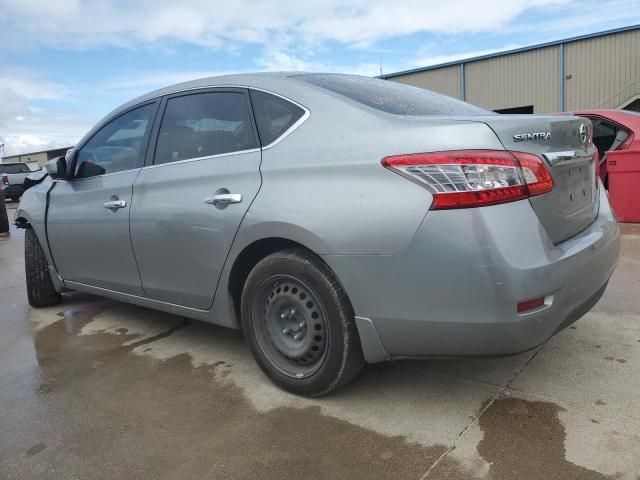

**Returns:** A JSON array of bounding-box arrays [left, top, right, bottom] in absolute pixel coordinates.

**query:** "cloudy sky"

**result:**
[[0, 0, 638, 156]]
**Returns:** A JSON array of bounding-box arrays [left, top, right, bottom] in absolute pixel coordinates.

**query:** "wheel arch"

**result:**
[[14, 210, 32, 228], [226, 237, 324, 329]]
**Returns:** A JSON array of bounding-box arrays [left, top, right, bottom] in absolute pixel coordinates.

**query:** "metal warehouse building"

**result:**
[[381, 25, 640, 114]]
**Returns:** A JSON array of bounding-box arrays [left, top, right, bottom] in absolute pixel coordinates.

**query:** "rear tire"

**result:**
[[25, 228, 61, 307], [241, 248, 364, 397]]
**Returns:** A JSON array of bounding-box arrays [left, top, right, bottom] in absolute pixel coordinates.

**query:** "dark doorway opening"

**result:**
[[623, 98, 640, 112], [494, 106, 534, 114]]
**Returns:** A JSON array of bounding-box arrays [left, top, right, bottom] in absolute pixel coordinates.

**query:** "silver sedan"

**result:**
[[16, 73, 620, 396]]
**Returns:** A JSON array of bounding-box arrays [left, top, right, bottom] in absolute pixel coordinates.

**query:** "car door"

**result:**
[[130, 89, 261, 309], [47, 101, 158, 295]]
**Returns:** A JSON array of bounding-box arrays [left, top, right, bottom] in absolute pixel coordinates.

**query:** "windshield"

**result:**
[[296, 73, 493, 116]]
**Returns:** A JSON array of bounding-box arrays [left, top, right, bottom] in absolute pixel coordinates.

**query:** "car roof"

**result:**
[[122, 72, 305, 107]]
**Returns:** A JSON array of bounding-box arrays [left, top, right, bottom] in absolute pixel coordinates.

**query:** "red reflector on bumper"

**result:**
[[517, 297, 545, 313]]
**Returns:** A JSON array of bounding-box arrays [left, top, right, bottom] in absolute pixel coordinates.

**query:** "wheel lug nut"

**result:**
[[298, 321, 305, 329], [293, 333, 303, 341], [280, 312, 287, 319], [282, 327, 291, 335], [290, 308, 296, 316]]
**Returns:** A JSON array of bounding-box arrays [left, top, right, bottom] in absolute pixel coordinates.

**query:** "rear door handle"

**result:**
[[204, 193, 242, 205], [103, 200, 127, 209]]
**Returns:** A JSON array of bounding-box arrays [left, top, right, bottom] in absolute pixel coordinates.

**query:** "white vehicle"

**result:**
[[0, 163, 31, 201]]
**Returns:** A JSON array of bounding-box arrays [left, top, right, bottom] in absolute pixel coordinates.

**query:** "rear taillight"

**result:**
[[1, 174, 8, 186], [381, 150, 554, 210]]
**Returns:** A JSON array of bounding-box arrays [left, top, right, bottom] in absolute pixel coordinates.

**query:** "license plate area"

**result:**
[[556, 163, 593, 213]]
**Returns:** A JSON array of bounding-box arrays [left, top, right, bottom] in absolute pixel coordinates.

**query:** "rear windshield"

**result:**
[[0, 163, 30, 174], [296, 74, 492, 116]]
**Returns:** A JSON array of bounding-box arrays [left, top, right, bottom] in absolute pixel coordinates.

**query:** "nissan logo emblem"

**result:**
[[579, 124, 588, 144]]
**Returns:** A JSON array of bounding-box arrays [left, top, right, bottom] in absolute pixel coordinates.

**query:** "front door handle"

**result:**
[[103, 199, 127, 210], [204, 193, 242, 205]]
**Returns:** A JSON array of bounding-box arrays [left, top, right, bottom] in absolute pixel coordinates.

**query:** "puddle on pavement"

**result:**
[[9, 301, 621, 479], [475, 397, 610, 480], [6, 302, 449, 480], [431, 396, 614, 480]]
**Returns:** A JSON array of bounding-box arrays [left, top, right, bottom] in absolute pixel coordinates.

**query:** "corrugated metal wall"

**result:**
[[464, 46, 560, 113], [564, 29, 640, 110], [389, 65, 461, 99], [386, 27, 640, 113]]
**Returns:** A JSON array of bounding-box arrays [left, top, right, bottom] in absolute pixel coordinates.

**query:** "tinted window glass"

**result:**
[[590, 117, 629, 158], [250, 90, 305, 146], [155, 92, 257, 165], [0, 164, 30, 174], [75, 103, 155, 178], [297, 74, 492, 116]]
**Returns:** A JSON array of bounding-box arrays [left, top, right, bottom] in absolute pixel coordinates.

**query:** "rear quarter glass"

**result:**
[[250, 89, 305, 146]]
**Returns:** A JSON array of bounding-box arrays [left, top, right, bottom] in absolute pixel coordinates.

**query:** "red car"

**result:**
[[569, 109, 640, 188]]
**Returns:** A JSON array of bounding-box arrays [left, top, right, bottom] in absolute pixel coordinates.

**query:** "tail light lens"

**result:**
[[1, 174, 8, 186], [381, 150, 554, 210]]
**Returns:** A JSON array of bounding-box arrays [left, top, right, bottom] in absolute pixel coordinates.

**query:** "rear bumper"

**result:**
[[323, 185, 620, 362]]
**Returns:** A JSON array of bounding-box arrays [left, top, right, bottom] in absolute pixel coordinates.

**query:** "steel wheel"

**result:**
[[252, 274, 328, 378], [241, 248, 364, 396]]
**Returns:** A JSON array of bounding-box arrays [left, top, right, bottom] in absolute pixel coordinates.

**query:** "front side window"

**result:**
[[75, 103, 155, 178], [154, 92, 257, 165], [249, 90, 305, 146]]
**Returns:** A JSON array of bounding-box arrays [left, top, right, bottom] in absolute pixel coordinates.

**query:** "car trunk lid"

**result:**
[[464, 115, 599, 243]]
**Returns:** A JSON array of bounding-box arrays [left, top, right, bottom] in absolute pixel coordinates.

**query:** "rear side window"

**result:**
[[590, 117, 630, 158], [154, 91, 257, 165], [297, 73, 492, 116], [249, 90, 305, 146], [0, 164, 30, 174]]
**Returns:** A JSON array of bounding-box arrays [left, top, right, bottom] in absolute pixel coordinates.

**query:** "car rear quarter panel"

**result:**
[[241, 107, 504, 255], [212, 104, 504, 328]]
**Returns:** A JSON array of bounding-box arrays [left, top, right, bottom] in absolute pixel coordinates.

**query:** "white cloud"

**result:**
[[410, 44, 524, 69], [0, 70, 92, 156], [100, 70, 238, 96], [0, 106, 90, 156], [0, 68, 71, 101], [0, 0, 571, 50], [257, 49, 398, 77]]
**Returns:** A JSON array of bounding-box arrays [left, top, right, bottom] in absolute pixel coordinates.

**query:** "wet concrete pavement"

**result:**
[[1, 201, 639, 479]]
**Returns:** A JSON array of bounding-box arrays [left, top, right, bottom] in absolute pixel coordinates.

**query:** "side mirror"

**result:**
[[44, 156, 67, 179]]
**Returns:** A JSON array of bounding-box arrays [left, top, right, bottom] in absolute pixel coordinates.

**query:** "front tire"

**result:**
[[241, 248, 364, 397], [25, 228, 61, 307]]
